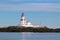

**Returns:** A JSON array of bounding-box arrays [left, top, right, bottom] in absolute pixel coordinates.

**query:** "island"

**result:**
[[0, 26, 60, 32]]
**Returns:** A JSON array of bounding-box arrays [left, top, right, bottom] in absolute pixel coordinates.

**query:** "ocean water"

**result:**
[[0, 32, 60, 40]]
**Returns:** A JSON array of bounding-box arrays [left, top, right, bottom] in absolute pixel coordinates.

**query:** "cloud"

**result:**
[[20, 3, 60, 12], [0, 0, 60, 4], [4, 0, 60, 3], [0, 3, 60, 12]]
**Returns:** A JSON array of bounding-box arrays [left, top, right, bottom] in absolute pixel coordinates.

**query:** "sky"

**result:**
[[0, 0, 60, 28]]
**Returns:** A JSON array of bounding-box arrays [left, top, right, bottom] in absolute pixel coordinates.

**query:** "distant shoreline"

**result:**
[[0, 26, 60, 32]]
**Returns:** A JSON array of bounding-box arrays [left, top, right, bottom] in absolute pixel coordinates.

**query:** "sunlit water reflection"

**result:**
[[0, 32, 60, 40]]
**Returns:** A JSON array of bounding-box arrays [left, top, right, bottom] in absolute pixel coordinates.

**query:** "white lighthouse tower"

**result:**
[[20, 12, 26, 26], [20, 12, 33, 27]]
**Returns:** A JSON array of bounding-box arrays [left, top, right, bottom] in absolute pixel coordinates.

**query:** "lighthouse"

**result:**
[[20, 12, 26, 26], [20, 12, 33, 27], [20, 12, 40, 27]]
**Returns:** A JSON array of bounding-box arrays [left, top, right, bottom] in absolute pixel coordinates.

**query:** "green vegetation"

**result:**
[[0, 26, 60, 32]]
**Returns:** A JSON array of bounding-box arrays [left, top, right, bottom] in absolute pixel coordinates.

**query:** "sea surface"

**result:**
[[0, 32, 60, 40]]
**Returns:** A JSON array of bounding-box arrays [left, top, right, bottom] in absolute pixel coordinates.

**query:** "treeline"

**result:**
[[0, 26, 60, 32]]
